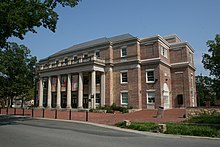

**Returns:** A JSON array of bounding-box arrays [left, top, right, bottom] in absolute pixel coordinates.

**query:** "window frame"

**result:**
[[121, 47, 127, 57], [95, 50, 100, 58], [160, 46, 168, 58], [121, 91, 128, 105], [120, 70, 128, 84], [146, 69, 155, 83], [147, 91, 155, 104]]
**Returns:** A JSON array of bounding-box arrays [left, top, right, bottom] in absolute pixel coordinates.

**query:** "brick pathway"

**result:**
[[0, 108, 186, 125]]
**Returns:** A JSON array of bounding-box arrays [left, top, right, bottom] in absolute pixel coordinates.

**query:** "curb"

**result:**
[[1, 114, 220, 140]]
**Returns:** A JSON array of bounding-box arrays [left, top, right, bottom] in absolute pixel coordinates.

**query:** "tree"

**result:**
[[0, 42, 37, 107], [0, 0, 80, 47], [202, 34, 220, 99], [196, 75, 216, 106]]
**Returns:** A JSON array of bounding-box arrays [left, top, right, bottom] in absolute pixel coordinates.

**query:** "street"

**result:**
[[0, 115, 219, 147]]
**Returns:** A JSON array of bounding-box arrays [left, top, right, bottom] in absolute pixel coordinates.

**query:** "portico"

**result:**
[[37, 55, 106, 109], [37, 71, 105, 109]]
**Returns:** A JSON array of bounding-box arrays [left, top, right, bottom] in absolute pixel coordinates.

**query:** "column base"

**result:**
[[77, 106, 83, 110], [56, 105, 61, 109], [47, 106, 52, 109], [38, 106, 44, 109], [66, 105, 72, 109]]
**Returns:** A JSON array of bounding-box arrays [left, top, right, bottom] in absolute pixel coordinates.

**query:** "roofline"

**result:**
[[140, 35, 170, 47], [170, 41, 194, 52]]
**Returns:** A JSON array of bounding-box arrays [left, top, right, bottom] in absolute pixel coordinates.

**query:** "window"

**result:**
[[189, 52, 193, 64], [73, 55, 77, 61], [96, 74, 100, 84], [96, 93, 101, 104], [121, 47, 127, 57], [146, 70, 155, 83], [160, 46, 168, 58], [121, 92, 128, 105], [83, 53, 88, 58], [95, 51, 100, 58], [120, 71, 128, 83], [64, 58, 68, 65], [147, 91, 155, 104]]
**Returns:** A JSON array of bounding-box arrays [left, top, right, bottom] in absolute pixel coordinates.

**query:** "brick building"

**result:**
[[36, 34, 196, 110]]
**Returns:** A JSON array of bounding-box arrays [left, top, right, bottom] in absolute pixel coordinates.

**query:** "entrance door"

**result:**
[[72, 92, 78, 108], [83, 94, 88, 108], [163, 83, 170, 109], [51, 93, 57, 108], [61, 92, 67, 108]]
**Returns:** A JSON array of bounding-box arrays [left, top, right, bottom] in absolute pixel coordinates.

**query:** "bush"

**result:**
[[96, 103, 131, 113], [165, 123, 219, 137], [116, 122, 158, 131], [187, 114, 220, 124]]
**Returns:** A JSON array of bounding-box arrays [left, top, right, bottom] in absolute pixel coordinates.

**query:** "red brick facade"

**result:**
[[37, 34, 196, 110]]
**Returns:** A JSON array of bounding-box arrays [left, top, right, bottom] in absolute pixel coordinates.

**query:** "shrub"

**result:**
[[165, 123, 219, 137], [188, 114, 220, 124], [116, 122, 158, 131]]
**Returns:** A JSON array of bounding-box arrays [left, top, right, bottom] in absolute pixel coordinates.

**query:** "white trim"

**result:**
[[146, 89, 156, 92], [120, 91, 128, 105], [146, 69, 155, 83], [121, 47, 127, 57], [146, 91, 155, 104], [120, 70, 128, 84], [175, 71, 183, 74]]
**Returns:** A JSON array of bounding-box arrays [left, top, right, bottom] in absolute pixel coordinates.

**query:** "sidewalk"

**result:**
[[0, 108, 186, 125]]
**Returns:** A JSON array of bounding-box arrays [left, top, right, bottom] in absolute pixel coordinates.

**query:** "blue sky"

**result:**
[[9, 0, 220, 75]]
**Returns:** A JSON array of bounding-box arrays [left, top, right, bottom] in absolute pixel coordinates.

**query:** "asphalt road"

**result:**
[[0, 115, 220, 147]]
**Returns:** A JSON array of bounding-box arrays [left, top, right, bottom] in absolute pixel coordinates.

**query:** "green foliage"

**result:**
[[196, 75, 216, 106], [187, 113, 220, 124], [0, 42, 37, 107], [0, 0, 81, 47], [165, 123, 219, 137], [116, 120, 220, 137], [116, 122, 158, 131], [96, 103, 132, 113], [202, 34, 220, 99]]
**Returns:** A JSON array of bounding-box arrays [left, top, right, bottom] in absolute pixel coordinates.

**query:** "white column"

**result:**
[[78, 73, 83, 109], [56, 75, 61, 109], [47, 77, 52, 108], [67, 74, 72, 109], [91, 71, 96, 109], [101, 72, 105, 107], [39, 78, 43, 108]]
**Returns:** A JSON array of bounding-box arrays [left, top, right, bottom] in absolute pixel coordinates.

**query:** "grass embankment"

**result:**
[[116, 114, 220, 138]]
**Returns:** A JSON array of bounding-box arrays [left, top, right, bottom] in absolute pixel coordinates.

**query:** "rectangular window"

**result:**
[[96, 93, 101, 104], [96, 74, 101, 84], [189, 52, 193, 64], [147, 92, 155, 104], [83, 53, 88, 58], [146, 70, 155, 83], [120, 71, 128, 83], [121, 47, 127, 57], [95, 51, 100, 58], [121, 92, 128, 105], [160, 46, 167, 58]]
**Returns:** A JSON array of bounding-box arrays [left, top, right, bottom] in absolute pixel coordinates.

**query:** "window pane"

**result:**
[[121, 48, 127, 57], [147, 71, 154, 82], [121, 72, 128, 83], [96, 51, 100, 57], [147, 92, 155, 104], [121, 92, 128, 104], [96, 93, 100, 103]]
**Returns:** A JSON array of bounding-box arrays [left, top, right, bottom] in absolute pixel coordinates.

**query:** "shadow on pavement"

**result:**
[[0, 115, 32, 126]]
